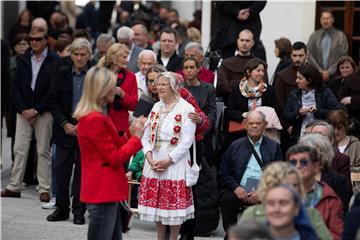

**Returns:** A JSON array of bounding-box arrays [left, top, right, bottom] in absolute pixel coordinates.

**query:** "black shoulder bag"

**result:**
[[249, 145, 264, 170]]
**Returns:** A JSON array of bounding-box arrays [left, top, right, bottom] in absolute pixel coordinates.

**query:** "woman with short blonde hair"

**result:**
[[97, 43, 129, 71], [97, 42, 138, 135]]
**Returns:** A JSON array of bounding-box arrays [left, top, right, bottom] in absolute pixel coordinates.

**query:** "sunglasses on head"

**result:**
[[29, 37, 44, 42], [289, 158, 310, 167]]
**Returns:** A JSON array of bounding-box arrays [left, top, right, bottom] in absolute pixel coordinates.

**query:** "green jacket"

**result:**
[[128, 151, 145, 181], [239, 204, 332, 240]]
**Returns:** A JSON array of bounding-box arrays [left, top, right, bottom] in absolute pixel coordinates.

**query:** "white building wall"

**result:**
[[261, 1, 316, 79], [171, 1, 196, 23]]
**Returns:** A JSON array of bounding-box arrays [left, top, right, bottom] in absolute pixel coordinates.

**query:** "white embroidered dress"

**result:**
[[139, 98, 196, 225]]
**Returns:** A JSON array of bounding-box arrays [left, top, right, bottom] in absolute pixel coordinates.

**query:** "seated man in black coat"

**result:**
[[218, 110, 283, 237]]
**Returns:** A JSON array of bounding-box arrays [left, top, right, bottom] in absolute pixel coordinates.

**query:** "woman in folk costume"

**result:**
[[138, 72, 197, 240]]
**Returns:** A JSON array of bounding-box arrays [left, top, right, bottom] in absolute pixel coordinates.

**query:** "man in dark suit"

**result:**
[[218, 111, 283, 236], [1, 27, 57, 203], [117, 26, 144, 73], [157, 27, 183, 72], [46, 38, 93, 225]]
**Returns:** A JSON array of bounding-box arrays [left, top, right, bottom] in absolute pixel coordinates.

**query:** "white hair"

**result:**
[[96, 33, 115, 46], [185, 42, 204, 55], [138, 50, 157, 62], [299, 134, 334, 170], [69, 38, 93, 55], [117, 26, 134, 41]]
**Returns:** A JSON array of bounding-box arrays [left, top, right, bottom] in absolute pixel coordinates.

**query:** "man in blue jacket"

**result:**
[[218, 110, 283, 236]]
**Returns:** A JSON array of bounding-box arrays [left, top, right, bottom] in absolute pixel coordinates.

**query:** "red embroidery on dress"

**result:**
[[139, 177, 193, 210], [170, 137, 179, 145], [173, 125, 181, 134], [175, 114, 182, 122]]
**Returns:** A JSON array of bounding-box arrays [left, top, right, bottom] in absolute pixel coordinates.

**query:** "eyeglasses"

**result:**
[[157, 83, 170, 87], [29, 37, 44, 42], [289, 158, 310, 167], [147, 79, 156, 85]]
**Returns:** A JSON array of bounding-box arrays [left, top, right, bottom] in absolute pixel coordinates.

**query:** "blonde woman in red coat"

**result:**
[[74, 66, 146, 240]]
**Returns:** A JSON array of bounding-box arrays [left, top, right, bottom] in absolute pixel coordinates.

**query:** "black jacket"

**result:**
[[212, 1, 266, 49], [193, 154, 220, 235], [11, 47, 57, 114], [282, 87, 342, 145], [157, 51, 183, 72], [184, 82, 217, 130], [48, 61, 93, 147]]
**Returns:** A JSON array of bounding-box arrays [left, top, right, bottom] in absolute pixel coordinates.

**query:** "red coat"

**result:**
[[108, 70, 138, 132], [316, 181, 344, 240], [77, 111, 142, 203]]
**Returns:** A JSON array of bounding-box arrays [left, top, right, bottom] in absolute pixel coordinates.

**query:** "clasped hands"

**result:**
[[146, 153, 172, 172], [299, 106, 317, 116], [237, 8, 250, 21], [22, 108, 38, 126], [234, 186, 260, 205]]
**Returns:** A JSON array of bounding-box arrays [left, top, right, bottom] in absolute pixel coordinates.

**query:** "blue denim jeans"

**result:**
[[87, 202, 122, 240]]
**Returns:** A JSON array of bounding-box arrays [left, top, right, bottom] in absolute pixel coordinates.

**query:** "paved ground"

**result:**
[[1, 126, 225, 240]]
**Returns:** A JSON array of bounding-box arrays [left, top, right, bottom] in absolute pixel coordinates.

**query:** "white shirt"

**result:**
[[31, 47, 48, 90], [135, 71, 147, 99], [161, 56, 170, 67]]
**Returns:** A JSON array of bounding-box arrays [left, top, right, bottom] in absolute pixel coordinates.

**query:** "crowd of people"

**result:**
[[1, 1, 360, 240]]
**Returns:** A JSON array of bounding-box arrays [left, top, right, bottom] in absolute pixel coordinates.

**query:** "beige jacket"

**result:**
[[343, 135, 360, 193]]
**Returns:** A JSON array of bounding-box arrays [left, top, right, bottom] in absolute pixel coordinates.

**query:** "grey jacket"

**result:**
[[127, 45, 144, 73], [307, 27, 348, 76]]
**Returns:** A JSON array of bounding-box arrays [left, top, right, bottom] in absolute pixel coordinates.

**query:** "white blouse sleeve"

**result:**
[[169, 105, 196, 163]]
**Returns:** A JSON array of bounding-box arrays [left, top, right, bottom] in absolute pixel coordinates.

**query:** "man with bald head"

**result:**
[[218, 110, 283, 234], [135, 50, 157, 97], [32, 18, 48, 33], [132, 23, 152, 50]]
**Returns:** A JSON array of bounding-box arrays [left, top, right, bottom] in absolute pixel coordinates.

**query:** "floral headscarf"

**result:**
[[157, 72, 181, 94]]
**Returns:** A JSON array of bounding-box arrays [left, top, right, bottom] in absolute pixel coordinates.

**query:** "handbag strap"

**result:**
[[249, 143, 264, 170], [191, 141, 197, 167]]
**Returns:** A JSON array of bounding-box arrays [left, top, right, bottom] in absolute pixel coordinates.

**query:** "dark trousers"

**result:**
[[220, 190, 247, 235], [55, 144, 85, 216], [87, 202, 122, 240]]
